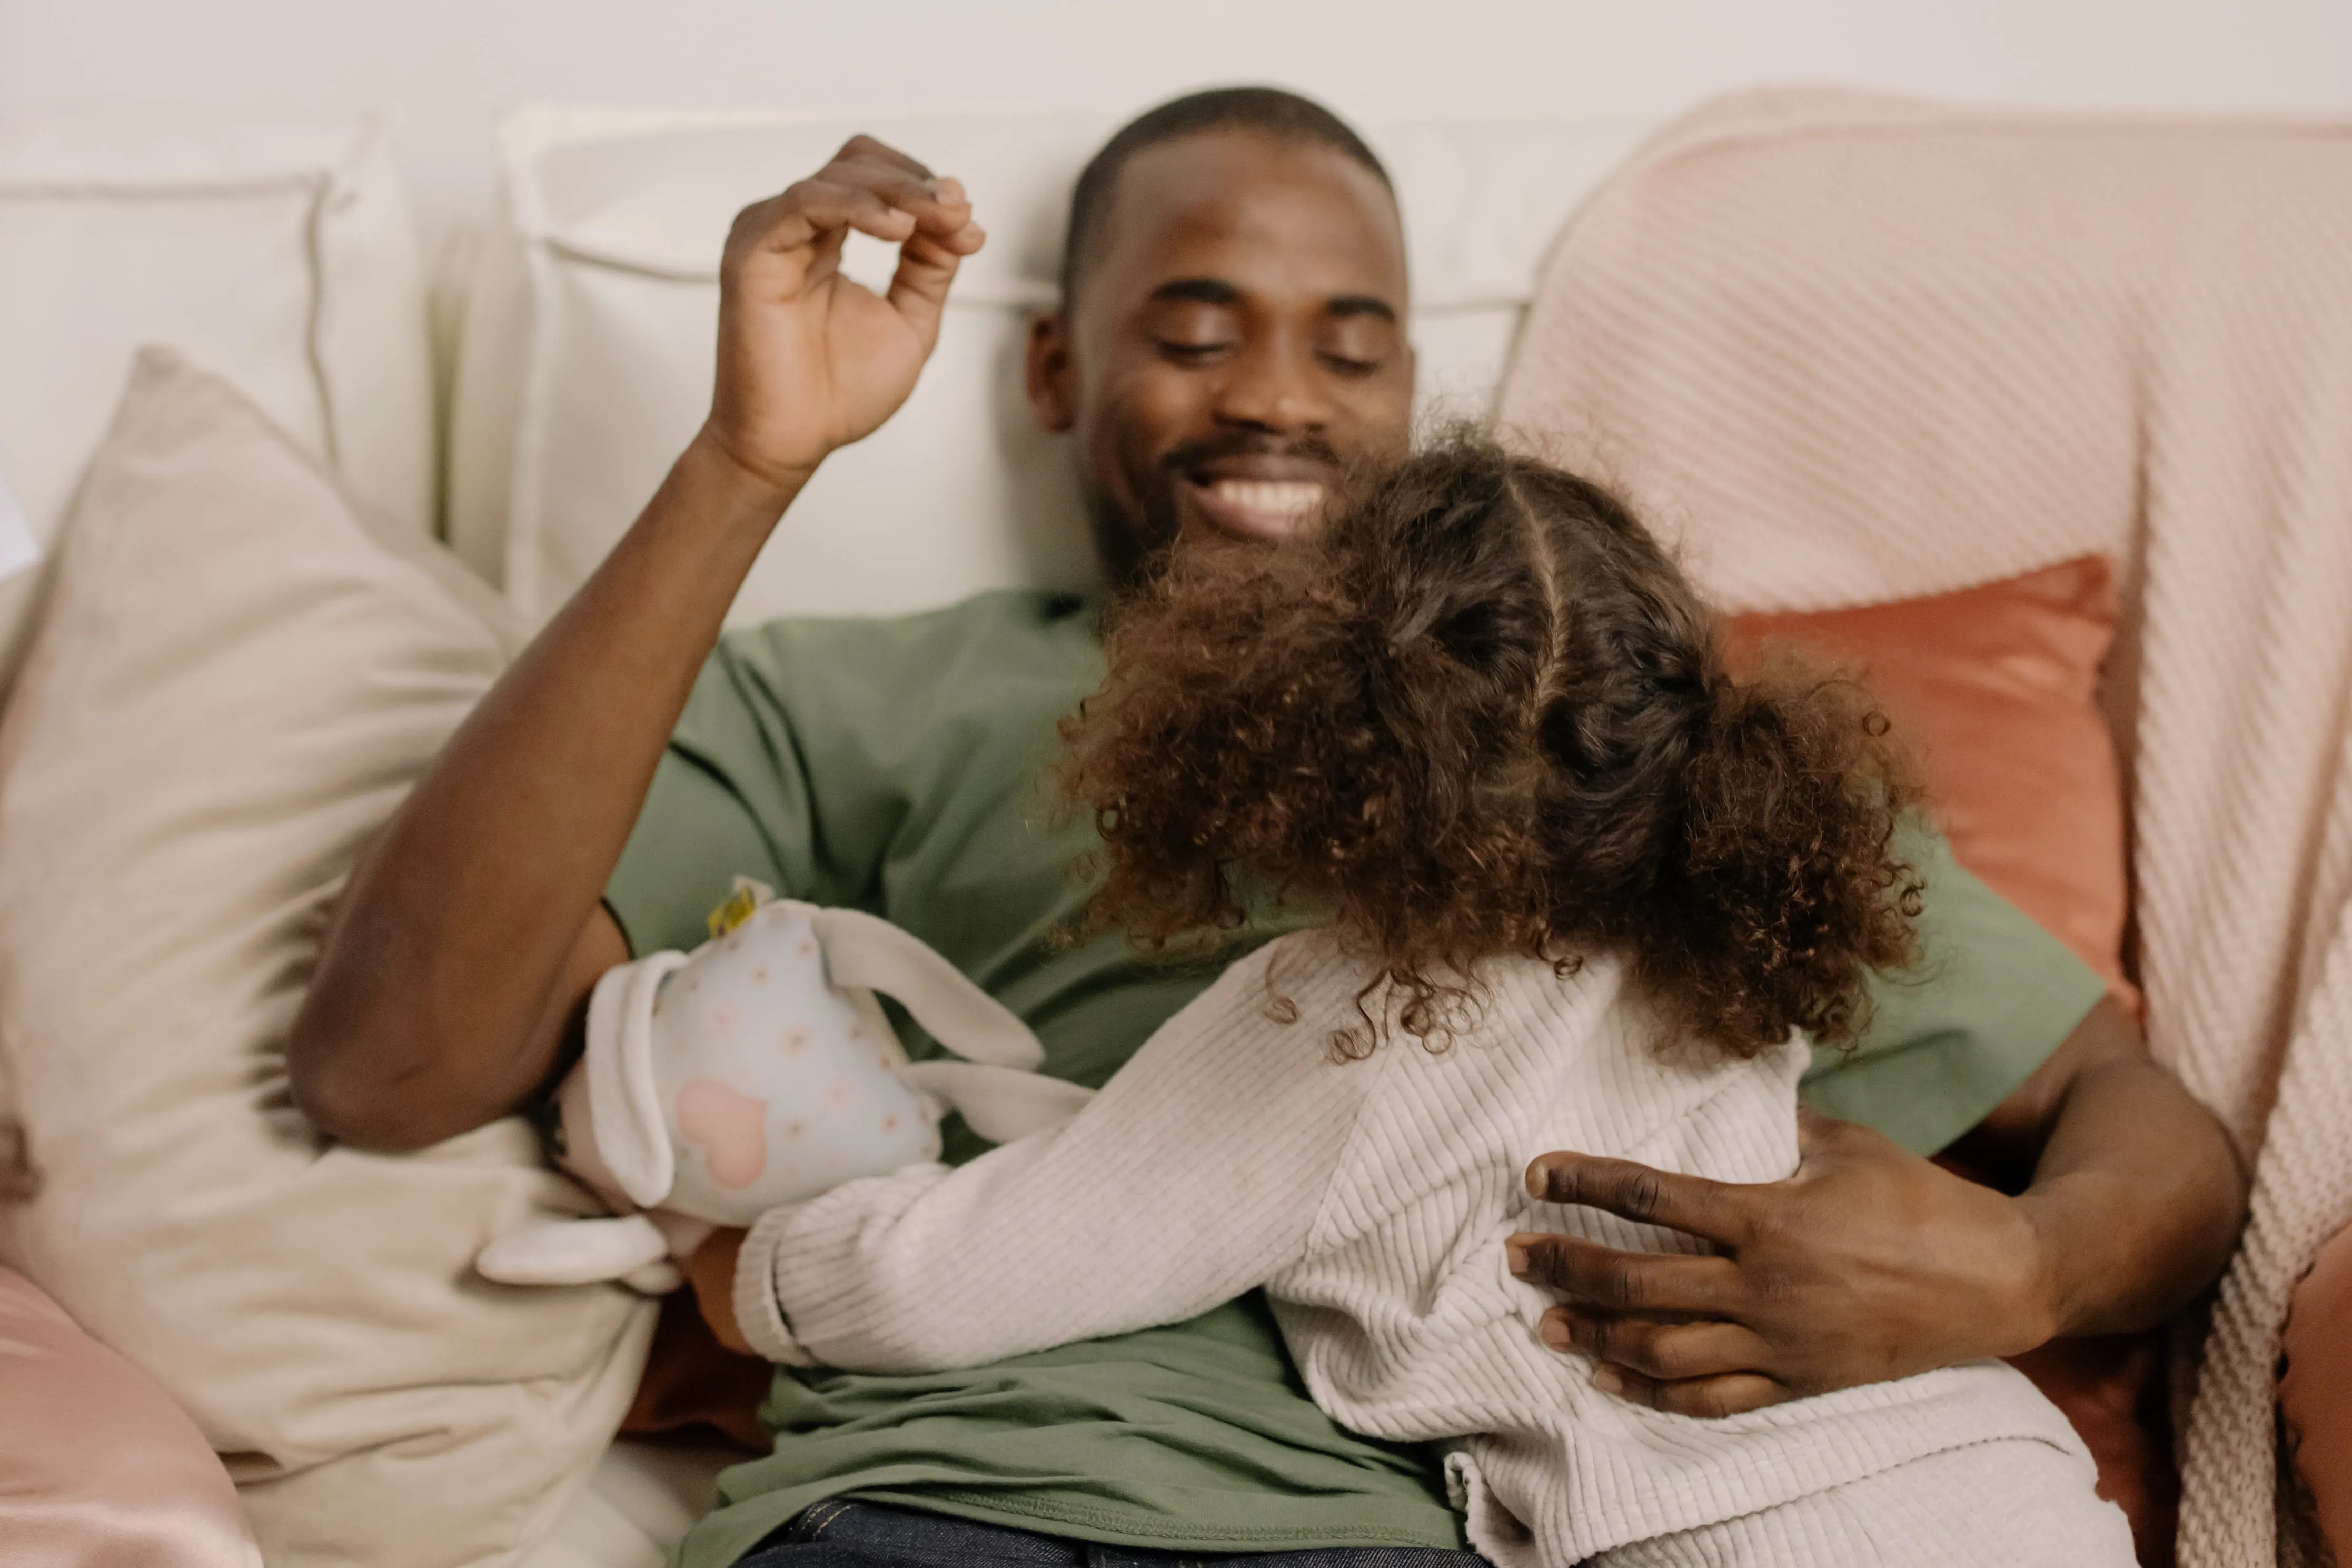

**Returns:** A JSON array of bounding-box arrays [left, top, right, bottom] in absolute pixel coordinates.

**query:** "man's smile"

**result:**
[[1172, 449, 1339, 540], [1186, 478, 1327, 537]]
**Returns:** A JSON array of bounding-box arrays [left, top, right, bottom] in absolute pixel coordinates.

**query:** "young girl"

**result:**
[[719, 441, 2133, 1566]]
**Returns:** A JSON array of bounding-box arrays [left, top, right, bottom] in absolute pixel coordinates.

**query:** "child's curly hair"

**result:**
[[1058, 436, 1923, 1059]]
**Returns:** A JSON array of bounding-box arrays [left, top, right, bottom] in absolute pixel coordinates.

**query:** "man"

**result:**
[[290, 89, 2244, 1566]]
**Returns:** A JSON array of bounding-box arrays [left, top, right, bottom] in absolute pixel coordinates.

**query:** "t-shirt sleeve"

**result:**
[[1799, 818, 2108, 1156]]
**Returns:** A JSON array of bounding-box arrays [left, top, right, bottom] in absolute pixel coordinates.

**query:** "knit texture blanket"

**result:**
[[1495, 88, 2352, 1567]]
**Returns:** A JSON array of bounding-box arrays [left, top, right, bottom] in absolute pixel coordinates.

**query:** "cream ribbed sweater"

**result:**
[[735, 931, 2090, 1564]]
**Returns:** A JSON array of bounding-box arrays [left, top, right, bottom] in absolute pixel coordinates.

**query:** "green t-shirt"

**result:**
[[607, 591, 2107, 1568]]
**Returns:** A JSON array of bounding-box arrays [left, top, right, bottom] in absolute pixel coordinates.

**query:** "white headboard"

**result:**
[[4, 1, 2346, 252]]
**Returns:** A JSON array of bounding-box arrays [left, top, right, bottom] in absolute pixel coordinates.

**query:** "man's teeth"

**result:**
[[1208, 480, 1325, 519]]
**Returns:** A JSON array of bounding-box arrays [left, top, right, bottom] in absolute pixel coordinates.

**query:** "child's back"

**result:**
[[742, 921, 2130, 1565], [1239, 937, 2118, 1566]]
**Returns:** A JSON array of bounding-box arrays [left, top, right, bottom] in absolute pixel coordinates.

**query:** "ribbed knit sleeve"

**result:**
[[739, 931, 1383, 1373]]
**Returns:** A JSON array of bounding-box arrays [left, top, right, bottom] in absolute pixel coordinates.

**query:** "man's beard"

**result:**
[[1083, 474, 1174, 592], [1087, 430, 1349, 589]]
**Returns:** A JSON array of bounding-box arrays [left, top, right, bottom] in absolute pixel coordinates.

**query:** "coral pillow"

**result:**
[[0, 350, 654, 1567], [1728, 555, 2166, 1561], [0, 1265, 262, 1568], [1722, 554, 2133, 1004]]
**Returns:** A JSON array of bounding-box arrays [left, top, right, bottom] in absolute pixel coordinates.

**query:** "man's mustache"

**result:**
[[1158, 431, 1349, 476]]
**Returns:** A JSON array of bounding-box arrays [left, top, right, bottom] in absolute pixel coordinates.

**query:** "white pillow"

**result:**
[[448, 107, 1656, 625], [0, 117, 434, 686], [0, 348, 653, 1568]]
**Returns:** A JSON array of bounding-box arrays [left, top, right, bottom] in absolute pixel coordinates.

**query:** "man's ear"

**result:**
[[1025, 310, 1077, 434]]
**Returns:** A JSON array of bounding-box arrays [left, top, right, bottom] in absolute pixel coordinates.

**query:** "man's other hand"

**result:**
[[688, 1226, 754, 1356], [1505, 1107, 2054, 1418], [703, 135, 987, 497], [1505, 995, 2244, 1419]]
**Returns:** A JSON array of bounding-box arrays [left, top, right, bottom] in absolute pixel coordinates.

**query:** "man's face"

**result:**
[[1027, 130, 1415, 580]]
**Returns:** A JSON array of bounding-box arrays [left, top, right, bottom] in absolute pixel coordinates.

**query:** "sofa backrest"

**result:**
[[0, 117, 433, 690]]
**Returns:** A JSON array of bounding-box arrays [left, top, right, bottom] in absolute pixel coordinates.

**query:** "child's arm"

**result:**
[[731, 933, 1378, 1372]]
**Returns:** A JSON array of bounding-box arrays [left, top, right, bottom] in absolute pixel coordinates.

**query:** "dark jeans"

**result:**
[[739, 1500, 1488, 1568]]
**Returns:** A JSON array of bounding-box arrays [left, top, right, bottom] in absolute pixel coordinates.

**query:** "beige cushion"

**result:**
[[0, 348, 655, 1568]]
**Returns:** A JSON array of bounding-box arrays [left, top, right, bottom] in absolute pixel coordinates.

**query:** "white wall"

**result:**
[[4, 0, 2349, 250]]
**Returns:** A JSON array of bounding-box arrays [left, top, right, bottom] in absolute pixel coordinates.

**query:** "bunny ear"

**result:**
[[809, 907, 1044, 1070], [584, 951, 693, 1209], [900, 1060, 1096, 1145], [475, 1216, 673, 1288]]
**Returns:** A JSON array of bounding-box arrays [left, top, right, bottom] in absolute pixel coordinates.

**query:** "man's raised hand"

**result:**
[[701, 135, 987, 498]]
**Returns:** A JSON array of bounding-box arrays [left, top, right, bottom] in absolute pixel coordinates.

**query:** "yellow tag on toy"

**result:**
[[706, 875, 776, 940]]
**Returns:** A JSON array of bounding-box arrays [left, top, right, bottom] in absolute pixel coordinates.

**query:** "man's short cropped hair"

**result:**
[[1059, 86, 1393, 303]]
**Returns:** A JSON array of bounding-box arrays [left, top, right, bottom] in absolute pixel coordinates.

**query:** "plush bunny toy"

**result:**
[[477, 882, 1093, 1293]]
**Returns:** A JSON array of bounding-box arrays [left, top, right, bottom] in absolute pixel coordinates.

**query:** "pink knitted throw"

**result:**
[[1497, 88, 2352, 1567]]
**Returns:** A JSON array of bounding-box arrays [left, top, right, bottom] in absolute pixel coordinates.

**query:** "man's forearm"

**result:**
[[2013, 1042, 2249, 1339], [289, 434, 802, 1149]]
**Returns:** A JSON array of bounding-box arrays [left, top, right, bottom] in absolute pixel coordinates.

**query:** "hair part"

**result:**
[[1060, 86, 1392, 302], [1058, 435, 1923, 1060]]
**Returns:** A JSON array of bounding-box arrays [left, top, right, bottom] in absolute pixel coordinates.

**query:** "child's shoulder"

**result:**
[[1214, 939, 1639, 1066], [1188, 927, 1358, 1018]]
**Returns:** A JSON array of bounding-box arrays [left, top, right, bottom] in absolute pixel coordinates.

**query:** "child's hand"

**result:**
[[686, 1227, 754, 1356]]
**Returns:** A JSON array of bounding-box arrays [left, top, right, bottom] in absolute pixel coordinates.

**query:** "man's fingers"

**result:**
[[886, 222, 985, 326], [732, 180, 914, 266], [1540, 1309, 1773, 1383], [1507, 1232, 1741, 1316], [877, 172, 982, 331], [1590, 1366, 1790, 1420], [830, 164, 974, 235], [733, 167, 974, 269], [818, 151, 974, 237], [1525, 1152, 1752, 1246], [833, 133, 936, 181]]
